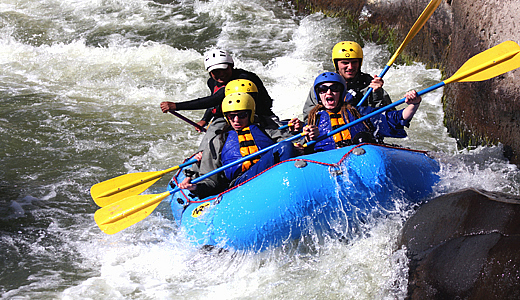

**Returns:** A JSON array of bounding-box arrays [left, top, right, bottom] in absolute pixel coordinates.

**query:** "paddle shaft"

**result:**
[[355, 65, 390, 107], [356, 0, 441, 107], [278, 122, 294, 130], [170, 111, 207, 132]]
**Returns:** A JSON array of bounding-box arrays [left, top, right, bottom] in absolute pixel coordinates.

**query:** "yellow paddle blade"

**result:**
[[94, 191, 171, 235], [446, 40, 520, 84], [387, 0, 442, 66], [90, 165, 180, 207]]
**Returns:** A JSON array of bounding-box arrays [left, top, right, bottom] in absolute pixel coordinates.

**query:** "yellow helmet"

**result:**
[[225, 79, 258, 96], [221, 92, 256, 123], [331, 41, 363, 71]]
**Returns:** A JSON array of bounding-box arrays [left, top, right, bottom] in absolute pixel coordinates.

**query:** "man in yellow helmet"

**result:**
[[303, 41, 393, 121], [179, 93, 318, 198]]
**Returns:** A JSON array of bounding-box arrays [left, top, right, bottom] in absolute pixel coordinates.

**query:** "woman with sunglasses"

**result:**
[[308, 72, 421, 152], [179, 92, 318, 198]]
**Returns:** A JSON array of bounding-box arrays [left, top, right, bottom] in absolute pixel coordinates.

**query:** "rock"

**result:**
[[442, 0, 520, 164], [399, 188, 520, 299]]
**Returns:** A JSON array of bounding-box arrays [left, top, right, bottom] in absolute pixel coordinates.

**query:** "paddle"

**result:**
[[356, 0, 442, 107], [308, 40, 520, 147], [170, 111, 207, 132], [90, 158, 198, 207], [95, 132, 307, 234]]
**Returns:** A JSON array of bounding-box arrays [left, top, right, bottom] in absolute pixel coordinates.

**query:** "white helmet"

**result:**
[[204, 49, 234, 72]]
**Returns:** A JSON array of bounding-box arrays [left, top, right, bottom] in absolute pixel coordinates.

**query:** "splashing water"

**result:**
[[1, 0, 519, 299]]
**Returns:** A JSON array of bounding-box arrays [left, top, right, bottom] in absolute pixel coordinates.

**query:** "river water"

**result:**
[[1, 0, 519, 299]]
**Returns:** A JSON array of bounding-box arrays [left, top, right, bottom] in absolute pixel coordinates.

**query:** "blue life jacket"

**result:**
[[221, 124, 275, 180]]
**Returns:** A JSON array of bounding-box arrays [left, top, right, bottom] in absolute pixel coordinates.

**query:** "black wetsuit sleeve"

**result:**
[[175, 87, 226, 111]]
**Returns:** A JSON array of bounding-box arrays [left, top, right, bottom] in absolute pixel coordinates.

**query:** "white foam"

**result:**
[[2, 1, 520, 299]]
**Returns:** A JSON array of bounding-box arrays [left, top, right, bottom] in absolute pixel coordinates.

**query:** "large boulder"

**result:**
[[399, 188, 520, 299]]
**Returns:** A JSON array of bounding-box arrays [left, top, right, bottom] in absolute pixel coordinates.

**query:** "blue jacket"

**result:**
[[314, 106, 410, 151]]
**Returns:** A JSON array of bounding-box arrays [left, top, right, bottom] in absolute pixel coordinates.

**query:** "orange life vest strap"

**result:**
[[237, 126, 260, 172], [328, 112, 351, 144]]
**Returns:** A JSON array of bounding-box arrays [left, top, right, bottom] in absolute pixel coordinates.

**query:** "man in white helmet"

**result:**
[[160, 49, 281, 131], [302, 41, 393, 122]]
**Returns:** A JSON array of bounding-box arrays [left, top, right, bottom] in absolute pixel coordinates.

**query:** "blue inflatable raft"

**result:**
[[168, 144, 439, 252]]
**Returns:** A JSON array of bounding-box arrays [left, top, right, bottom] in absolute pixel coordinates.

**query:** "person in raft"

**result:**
[[160, 49, 282, 133], [307, 72, 421, 152], [184, 79, 304, 179], [302, 41, 394, 122], [178, 92, 318, 198], [224, 78, 301, 132]]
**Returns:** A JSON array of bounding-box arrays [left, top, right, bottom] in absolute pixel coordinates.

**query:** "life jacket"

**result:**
[[213, 84, 225, 94], [313, 108, 374, 152], [211, 85, 226, 115], [221, 124, 275, 180], [237, 126, 260, 172], [328, 111, 351, 147]]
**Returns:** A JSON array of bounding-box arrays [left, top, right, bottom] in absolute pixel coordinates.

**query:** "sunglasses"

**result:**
[[317, 83, 342, 94], [226, 111, 249, 120]]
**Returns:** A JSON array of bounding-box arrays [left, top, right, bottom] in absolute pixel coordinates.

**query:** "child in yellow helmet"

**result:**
[[179, 93, 318, 197]]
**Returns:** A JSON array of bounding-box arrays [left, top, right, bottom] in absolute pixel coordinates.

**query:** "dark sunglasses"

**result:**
[[226, 111, 249, 120], [317, 83, 342, 94]]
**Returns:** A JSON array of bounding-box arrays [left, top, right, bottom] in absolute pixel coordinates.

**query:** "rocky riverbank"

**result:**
[[293, 0, 520, 164]]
